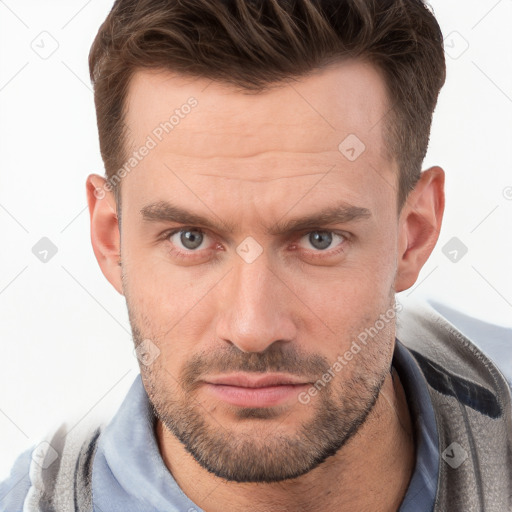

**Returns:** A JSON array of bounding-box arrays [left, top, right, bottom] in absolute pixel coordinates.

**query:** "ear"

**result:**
[[86, 174, 124, 295], [394, 166, 445, 292]]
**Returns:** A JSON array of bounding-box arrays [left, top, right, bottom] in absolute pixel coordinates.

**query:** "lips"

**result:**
[[202, 373, 311, 408], [203, 373, 309, 388]]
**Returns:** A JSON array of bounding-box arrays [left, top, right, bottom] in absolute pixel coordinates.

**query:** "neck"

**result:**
[[156, 368, 415, 512]]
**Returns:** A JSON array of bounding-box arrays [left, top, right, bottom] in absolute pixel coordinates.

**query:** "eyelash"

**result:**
[[160, 227, 349, 261]]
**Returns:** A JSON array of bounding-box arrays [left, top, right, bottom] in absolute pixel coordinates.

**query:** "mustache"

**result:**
[[180, 342, 330, 392]]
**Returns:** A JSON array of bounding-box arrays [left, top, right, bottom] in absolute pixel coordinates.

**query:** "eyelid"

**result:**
[[160, 226, 206, 238], [296, 228, 350, 238]]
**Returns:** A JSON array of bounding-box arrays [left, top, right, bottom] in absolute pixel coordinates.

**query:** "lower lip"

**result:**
[[203, 383, 309, 408]]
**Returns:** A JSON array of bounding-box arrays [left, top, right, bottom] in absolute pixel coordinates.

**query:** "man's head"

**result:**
[[86, 0, 446, 483]]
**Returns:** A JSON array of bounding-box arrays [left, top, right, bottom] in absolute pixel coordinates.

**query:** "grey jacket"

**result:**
[[396, 298, 512, 511]]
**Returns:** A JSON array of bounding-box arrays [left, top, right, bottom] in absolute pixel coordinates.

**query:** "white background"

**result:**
[[0, 0, 511, 479]]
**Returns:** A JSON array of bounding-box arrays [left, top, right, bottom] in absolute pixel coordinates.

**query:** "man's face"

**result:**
[[119, 60, 401, 482]]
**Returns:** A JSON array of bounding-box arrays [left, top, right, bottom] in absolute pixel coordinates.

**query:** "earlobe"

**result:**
[[394, 166, 445, 293], [86, 174, 124, 295]]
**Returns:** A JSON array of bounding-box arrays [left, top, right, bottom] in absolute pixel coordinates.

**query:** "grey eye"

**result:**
[[171, 229, 205, 250], [308, 231, 333, 250]]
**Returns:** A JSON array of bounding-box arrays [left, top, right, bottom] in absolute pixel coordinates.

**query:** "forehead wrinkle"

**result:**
[[195, 172, 329, 183]]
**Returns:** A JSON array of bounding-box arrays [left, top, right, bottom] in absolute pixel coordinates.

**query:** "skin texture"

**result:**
[[86, 59, 445, 511]]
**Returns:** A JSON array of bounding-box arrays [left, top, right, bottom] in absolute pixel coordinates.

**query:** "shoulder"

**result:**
[[426, 298, 512, 387], [396, 295, 512, 430], [0, 446, 33, 512], [396, 298, 512, 508], [396, 295, 512, 389], [0, 419, 105, 512]]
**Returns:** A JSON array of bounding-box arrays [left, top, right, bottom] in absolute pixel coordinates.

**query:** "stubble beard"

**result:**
[[128, 309, 394, 483]]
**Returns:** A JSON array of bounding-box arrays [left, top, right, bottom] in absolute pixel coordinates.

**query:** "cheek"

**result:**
[[123, 257, 222, 358], [296, 250, 395, 311], [289, 257, 397, 352], [124, 239, 205, 307]]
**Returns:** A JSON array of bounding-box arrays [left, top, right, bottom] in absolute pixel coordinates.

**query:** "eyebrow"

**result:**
[[140, 200, 371, 236]]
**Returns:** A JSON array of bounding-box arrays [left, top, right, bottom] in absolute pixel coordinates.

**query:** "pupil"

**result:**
[[181, 230, 203, 249], [309, 231, 332, 250]]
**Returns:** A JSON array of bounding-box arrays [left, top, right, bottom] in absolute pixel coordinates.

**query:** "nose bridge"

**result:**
[[216, 250, 296, 353]]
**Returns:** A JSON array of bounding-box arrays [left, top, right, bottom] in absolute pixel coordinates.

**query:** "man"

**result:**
[[1, 0, 511, 511]]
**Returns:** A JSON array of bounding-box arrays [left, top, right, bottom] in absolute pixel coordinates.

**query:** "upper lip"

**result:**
[[203, 373, 309, 388]]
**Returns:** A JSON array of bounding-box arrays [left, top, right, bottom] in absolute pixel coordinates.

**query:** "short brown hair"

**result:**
[[89, 0, 446, 210]]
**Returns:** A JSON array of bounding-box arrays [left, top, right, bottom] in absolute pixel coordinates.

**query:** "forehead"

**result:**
[[120, 60, 396, 215], [125, 60, 390, 155]]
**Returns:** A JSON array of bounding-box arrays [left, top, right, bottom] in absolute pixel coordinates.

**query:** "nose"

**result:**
[[215, 252, 297, 353]]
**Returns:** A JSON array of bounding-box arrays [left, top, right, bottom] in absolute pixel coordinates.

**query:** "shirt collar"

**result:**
[[92, 374, 201, 511], [393, 338, 439, 512]]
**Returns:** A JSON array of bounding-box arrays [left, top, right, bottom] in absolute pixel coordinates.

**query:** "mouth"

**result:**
[[201, 373, 311, 408]]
